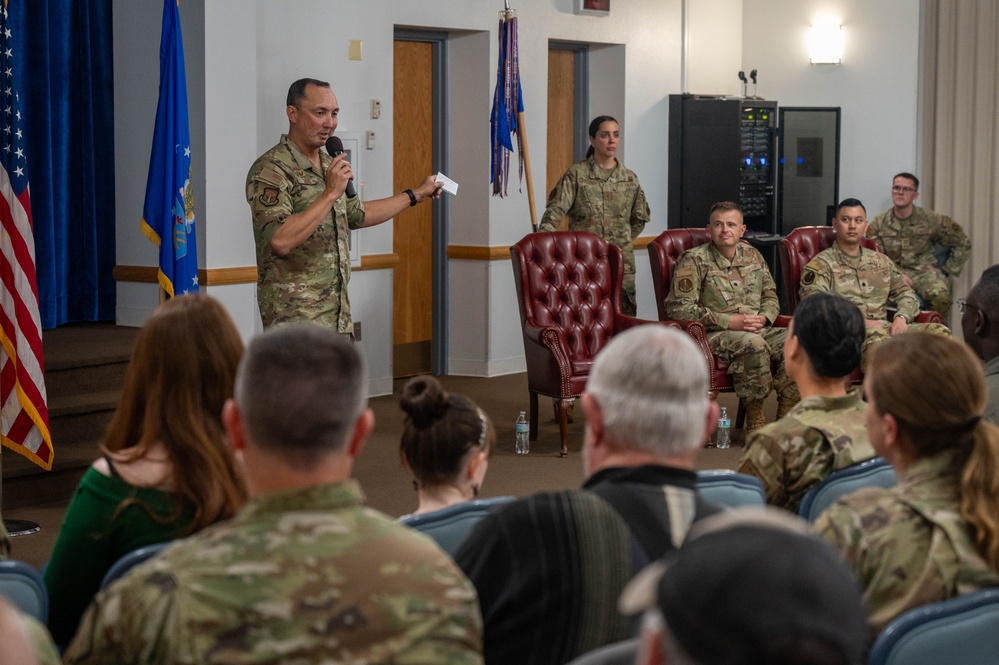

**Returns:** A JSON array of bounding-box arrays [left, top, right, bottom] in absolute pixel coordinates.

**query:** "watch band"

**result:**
[[405, 189, 417, 207]]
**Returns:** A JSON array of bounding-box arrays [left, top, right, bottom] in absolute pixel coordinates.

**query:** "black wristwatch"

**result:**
[[404, 189, 417, 207]]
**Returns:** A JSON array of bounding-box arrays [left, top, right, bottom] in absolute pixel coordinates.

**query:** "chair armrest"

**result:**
[[773, 314, 792, 328], [523, 321, 572, 359], [915, 310, 943, 324]]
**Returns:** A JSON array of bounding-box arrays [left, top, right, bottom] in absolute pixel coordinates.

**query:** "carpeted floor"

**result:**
[[4, 372, 757, 569]]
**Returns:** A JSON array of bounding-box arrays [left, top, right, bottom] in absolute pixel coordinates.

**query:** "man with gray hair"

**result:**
[[65, 324, 483, 664], [456, 324, 721, 665]]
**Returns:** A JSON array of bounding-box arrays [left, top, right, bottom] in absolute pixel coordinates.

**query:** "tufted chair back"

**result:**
[[647, 228, 713, 320], [779, 226, 879, 313], [511, 231, 623, 367]]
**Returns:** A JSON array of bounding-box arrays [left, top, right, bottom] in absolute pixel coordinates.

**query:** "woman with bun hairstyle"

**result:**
[[738, 292, 875, 511], [816, 333, 999, 637], [398, 376, 495, 517], [537, 115, 650, 315]]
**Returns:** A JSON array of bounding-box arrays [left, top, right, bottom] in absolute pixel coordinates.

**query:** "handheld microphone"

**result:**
[[325, 136, 357, 198]]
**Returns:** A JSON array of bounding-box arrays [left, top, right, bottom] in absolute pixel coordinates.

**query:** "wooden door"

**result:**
[[393, 40, 434, 377], [547, 47, 576, 230]]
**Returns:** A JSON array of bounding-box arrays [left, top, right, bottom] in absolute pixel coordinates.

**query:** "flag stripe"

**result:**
[[0, 0, 54, 470]]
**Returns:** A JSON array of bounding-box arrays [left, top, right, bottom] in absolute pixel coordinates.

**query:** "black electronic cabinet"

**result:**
[[667, 94, 778, 236]]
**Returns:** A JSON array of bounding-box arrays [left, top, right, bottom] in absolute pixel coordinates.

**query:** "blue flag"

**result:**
[[140, 0, 198, 297]]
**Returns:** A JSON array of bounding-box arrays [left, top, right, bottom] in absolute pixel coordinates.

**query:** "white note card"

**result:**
[[435, 172, 459, 196]]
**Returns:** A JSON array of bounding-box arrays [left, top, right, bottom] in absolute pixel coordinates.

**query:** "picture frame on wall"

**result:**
[[574, 0, 610, 16]]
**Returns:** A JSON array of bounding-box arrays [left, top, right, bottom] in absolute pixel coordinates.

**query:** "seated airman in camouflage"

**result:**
[[867, 172, 970, 321], [739, 293, 875, 512], [64, 325, 483, 665], [666, 201, 800, 436], [800, 198, 950, 370]]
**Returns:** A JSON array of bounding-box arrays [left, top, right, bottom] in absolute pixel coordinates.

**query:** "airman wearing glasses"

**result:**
[[960, 266, 999, 423], [866, 172, 970, 321]]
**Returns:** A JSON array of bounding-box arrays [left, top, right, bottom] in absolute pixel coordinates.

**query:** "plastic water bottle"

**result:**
[[515, 411, 530, 454], [716, 406, 731, 449]]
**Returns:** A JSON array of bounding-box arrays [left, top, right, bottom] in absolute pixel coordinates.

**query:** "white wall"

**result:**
[[111, 0, 924, 394], [742, 0, 922, 213]]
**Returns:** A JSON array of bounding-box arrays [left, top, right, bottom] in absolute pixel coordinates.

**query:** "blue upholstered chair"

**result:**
[[0, 559, 48, 622], [565, 637, 639, 665], [868, 588, 999, 665], [797, 457, 896, 521], [398, 496, 515, 555], [695, 470, 766, 509], [100, 542, 170, 590]]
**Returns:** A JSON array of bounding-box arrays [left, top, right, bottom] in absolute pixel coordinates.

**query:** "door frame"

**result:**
[[395, 29, 448, 375], [549, 41, 590, 161]]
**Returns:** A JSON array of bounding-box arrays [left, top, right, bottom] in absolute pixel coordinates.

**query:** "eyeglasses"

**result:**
[[957, 299, 982, 314], [891, 185, 917, 194]]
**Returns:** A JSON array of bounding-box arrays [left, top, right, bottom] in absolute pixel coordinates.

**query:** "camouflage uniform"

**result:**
[[64, 480, 483, 665], [799, 244, 950, 368], [867, 206, 970, 314], [538, 158, 650, 315], [815, 449, 999, 638], [666, 242, 798, 403], [738, 390, 875, 512], [247, 134, 366, 332]]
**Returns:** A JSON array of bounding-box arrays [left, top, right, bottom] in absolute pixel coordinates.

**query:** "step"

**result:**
[[44, 360, 130, 402]]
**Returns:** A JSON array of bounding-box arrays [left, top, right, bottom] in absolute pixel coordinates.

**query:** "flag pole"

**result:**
[[501, 2, 539, 232], [518, 109, 538, 233]]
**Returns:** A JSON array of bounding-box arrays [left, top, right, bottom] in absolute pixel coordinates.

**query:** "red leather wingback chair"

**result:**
[[778, 226, 942, 324], [511, 231, 710, 456], [647, 229, 790, 429]]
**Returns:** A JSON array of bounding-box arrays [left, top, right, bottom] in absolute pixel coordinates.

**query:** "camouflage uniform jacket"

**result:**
[[246, 134, 366, 332], [868, 206, 970, 277], [666, 242, 779, 332], [537, 158, 649, 276], [815, 449, 999, 637], [64, 480, 484, 665], [800, 244, 919, 324], [738, 390, 875, 511]]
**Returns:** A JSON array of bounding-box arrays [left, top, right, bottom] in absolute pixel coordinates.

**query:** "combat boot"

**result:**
[[775, 394, 798, 420], [743, 399, 767, 438]]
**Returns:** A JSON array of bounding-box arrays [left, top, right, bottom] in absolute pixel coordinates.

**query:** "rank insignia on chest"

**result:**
[[259, 188, 279, 207], [678, 277, 694, 293], [802, 270, 816, 286]]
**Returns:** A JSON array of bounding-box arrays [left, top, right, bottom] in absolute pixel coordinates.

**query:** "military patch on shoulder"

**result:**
[[259, 188, 279, 207], [801, 270, 816, 286], [675, 267, 694, 277], [678, 277, 694, 293]]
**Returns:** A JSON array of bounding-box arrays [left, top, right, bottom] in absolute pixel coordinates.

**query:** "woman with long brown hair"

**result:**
[[816, 333, 999, 637], [44, 294, 247, 646]]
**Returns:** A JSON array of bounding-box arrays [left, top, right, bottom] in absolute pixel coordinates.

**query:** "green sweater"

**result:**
[[44, 466, 194, 647]]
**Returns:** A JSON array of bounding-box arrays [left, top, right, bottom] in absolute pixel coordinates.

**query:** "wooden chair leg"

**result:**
[[557, 398, 571, 457]]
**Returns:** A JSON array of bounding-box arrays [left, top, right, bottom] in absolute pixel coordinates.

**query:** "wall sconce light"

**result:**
[[809, 18, 843, 64]]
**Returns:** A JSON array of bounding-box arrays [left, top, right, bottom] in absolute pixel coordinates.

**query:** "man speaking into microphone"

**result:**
[[246, 78, 441, 334]]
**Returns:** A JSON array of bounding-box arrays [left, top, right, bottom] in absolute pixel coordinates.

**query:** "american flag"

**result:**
[[0, 0, 53, 470]]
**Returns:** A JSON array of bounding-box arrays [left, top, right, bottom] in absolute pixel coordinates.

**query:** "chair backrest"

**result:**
[[511, 231, 625, 362], [778, 226, 880, 313], [0, 560, 48, 622], [398, 497, 515, 556], [798, 457, 896, 521], [566, 637, 640, 665], [867, 588, 999, 665], [696, 470, 767, 509], [647, 228, 713, 320], [100, 542, 170, 589]]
